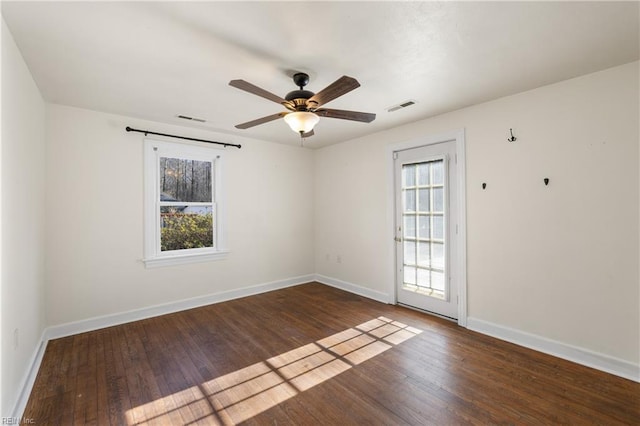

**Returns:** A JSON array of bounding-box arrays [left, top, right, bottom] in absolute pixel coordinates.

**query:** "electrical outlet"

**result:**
[[13, 328, 19, 350]]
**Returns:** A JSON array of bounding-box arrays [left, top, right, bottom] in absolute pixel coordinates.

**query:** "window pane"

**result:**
[[404, 266, 417, 285], [404, 189, 416, 212], [403, 215, 416, 238], [432, 161, 444, 185], [160, 206, 213, 251], [417, 268, 430, 288], [403, 165, 416, 187], [432, 243, 444, 269], [433, 215, 444, 240], [432, 271, 445, 291], [404, 241, 416, 265], [418, 189, 430, 212], [417, 242, 430, 267], [433, 187, 444, 212], [160, 157, 212, 202], [417, 163, 430, 186], [418, 215, 430, 239]]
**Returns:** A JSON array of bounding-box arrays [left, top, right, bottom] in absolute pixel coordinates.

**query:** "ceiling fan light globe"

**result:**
[[284, 111, 319, 134]]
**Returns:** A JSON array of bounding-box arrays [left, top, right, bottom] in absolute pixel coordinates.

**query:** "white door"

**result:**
[[394, 141, 459, 319]]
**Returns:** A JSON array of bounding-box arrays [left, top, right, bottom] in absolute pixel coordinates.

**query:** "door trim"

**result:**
[[386, 129, 467, 326]]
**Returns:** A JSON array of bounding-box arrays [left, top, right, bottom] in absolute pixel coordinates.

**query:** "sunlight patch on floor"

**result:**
[[126, 316, 422, 425]]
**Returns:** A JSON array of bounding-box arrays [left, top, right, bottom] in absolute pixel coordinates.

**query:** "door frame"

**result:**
[[386, 129, 467, 326]]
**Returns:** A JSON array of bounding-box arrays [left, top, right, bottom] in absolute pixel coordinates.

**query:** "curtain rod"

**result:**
[[125, 126, 241, 149]]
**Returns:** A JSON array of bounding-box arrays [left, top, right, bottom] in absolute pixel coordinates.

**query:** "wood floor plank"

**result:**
[[105, 326, 134, 425], [93, 330, 111, 425], [22, 283, 640, 425]]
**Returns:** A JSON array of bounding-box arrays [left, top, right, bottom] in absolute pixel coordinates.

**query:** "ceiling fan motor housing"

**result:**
[[285, 90, 315, 110], [285, 73, 317, 111], [285, 89, 314, 101]]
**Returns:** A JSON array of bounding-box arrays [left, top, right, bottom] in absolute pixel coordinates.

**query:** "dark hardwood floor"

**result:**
[[24, 283, 639, 425]]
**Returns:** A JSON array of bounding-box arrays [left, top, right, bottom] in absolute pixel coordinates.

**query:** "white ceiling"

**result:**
[[2, 1, 638, 148]]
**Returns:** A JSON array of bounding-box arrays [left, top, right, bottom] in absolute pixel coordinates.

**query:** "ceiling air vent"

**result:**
[[387, 100, 416, 113], [176, 114, 206, 123]]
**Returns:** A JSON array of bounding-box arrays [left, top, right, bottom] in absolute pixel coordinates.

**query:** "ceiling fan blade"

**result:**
[[315, 108, 376, 123], [307, 76, 360, 108], [229, 79, 288, 104], [235, 112, 286, 129]]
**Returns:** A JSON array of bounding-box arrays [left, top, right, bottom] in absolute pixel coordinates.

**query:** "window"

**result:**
[[143, 139, 227, 267]]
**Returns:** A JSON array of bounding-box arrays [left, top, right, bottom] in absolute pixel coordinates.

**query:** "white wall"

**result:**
[[315, 61, 639, 365], [45, 105, 315, 326], [1, 19, 47, 415]]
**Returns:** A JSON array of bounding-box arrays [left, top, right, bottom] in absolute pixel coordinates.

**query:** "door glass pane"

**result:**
[[417, 242, 430, 267], [432, 215, 444, 240], [160, 206, 213, 251], [418, 189, 430, 212], [431, 271, 445, 292], [433, 187, 444, 212], [417, 268, 430, 287], [404, 241, 416, 264], [403, 215, 416, 238], [404, 266, 417, 285], [160, 157, 212, 202], [432, 161, 444, 185], [432, 243, 444, 269], [404, 189, 416, 212], [403, 165, 416, 187], [417, 163, 430, 185], [418, 215, 430, 239]]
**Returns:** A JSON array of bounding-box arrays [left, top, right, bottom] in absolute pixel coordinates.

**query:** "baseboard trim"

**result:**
[[314, 274, 393, 304], [467, 317, 640, 382], [10, 330, 48, 419], [45, 274, 315, 341]]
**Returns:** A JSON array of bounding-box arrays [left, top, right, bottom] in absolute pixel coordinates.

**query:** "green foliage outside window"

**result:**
[[161, 213, 213, 251]]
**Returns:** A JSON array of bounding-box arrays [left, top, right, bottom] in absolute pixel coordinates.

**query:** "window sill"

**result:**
[[143, 250, 229, 268]]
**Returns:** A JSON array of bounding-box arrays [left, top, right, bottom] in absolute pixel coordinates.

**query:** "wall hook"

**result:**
[[507, 128, 517, 142], [482, 183, 487, 190], [544, 178, 549, 186]]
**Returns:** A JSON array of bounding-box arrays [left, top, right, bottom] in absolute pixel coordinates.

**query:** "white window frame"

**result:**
[[143, 139, 228, 268]]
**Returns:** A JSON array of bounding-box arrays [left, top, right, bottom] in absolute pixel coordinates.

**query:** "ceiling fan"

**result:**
[[229, 73, 376, 138]]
